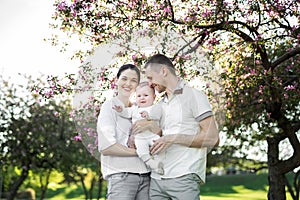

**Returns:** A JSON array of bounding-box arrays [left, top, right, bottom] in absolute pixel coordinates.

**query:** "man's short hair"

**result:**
[[145, 54, 176, 75]]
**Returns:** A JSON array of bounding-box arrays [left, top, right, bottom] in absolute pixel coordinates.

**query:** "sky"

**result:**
[[0, 0, 81, 79]]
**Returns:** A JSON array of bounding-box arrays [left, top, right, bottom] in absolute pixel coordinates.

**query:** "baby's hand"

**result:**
[[127, 135, 136, 149], [140, 111, 149, 119], [112, 105, 123, 112]]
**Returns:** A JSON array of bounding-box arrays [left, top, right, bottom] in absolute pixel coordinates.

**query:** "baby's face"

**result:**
[[136, 85, 155, 108]]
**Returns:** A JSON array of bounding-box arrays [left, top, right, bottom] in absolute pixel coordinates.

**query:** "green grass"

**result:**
[[45, 183, 86, 199], [41, 173, 294, 199], [201, 173, 293, 200]]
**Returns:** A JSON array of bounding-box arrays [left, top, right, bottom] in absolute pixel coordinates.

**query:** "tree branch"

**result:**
[[285, 174, 296, 200], [278, 153, 300, 174], [171, 33, 206, 60], [271, 47, 300, 70], [166, 0, 175, 21]]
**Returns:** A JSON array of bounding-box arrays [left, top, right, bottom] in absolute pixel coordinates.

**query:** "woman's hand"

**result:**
[[112, 105, 123, 112]]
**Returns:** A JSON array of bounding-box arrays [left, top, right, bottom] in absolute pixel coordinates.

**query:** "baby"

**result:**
[[113, 81, 164, 175]]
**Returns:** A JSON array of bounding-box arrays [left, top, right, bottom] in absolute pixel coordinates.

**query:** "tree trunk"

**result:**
[[267, 137, 286, 200], [7, 168, 29, 200], [293, 170, 300, 200], [88, 177, 95, 200], [0, 168, 3, 199], [39, 169, 52, 200], [97, 175, 103, 200], [268, 168, 286, 200], [97, 162, 103, 200], [79, 173, 88, 200]]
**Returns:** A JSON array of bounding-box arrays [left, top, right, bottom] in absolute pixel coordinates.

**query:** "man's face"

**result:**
[[145, 65, 166, 93]]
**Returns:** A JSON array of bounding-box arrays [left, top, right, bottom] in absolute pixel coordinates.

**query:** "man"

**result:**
[[133, 53, 219, 200]]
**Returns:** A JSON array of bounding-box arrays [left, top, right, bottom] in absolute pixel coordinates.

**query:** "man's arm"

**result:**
[[150, 116, 219, 154]]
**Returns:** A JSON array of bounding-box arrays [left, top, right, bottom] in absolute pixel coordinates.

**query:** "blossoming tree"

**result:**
[[50, 0, 300, 199]]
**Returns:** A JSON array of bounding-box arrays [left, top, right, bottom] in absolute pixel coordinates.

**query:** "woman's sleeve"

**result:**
[[97, 100, 117, 151]]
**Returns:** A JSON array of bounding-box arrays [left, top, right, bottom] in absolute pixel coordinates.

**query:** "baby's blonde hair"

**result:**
[[136, 81, 155, 94]]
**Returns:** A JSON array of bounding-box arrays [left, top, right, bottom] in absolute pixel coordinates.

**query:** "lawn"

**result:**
[[201, 173, 293, 200], [43, 173, 294, 199]]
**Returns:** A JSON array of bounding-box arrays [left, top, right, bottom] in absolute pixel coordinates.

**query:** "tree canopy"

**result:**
[[0, 75, 100, 200], [49, 1, 300, 199]]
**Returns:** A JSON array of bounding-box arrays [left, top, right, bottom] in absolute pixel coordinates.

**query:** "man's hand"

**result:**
[[131, 119, 161, 135], [150, 136, 172, 155], [150, 116, 219, 149]]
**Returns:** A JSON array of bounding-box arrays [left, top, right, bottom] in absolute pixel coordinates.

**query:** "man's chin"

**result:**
[[155, 87, 165, 93]]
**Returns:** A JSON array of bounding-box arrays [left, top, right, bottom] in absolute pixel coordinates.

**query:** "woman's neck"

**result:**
[[116, 95, 130, 107]]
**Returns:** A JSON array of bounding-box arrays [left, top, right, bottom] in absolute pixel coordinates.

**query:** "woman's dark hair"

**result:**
[[116, 64, 141, 82]]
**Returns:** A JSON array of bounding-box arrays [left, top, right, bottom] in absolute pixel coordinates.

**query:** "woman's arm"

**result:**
[[101, 143, 137, 156], [98, 100, 137, 157]]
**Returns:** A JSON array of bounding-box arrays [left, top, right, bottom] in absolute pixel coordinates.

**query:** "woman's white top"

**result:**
[[97, 97, 149, 179]]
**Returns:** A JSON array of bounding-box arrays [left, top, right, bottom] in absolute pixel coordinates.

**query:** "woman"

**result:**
[[97, 64, 150, 200]]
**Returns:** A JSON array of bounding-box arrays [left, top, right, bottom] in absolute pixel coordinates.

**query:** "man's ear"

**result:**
[[161, 65, 168, 77]]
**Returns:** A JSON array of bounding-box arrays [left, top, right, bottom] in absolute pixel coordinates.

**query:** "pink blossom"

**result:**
[[54, 111, 59, 117], [132, 54, 137, 61], [72, 10, 77, 17], [285, 65, 292, 71], [74, 135, 82, 141], [87, 143, 95, 154], [259, 85, 264, 94], [250, 69, 256, 74], [284, 85, 296, 91], [57, 2, 66, 11], [164, 7, 171, 14], [69, 110, 74, 117], [87, 128, 95, 137], [111, 82, 116, 89]]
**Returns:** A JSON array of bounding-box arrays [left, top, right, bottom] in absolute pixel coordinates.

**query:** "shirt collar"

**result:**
[[173, 79, 185, 94], [162, 79, 186, 103]]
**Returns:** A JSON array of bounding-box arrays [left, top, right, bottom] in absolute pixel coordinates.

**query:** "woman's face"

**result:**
[[116, 69, 139, 97]]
